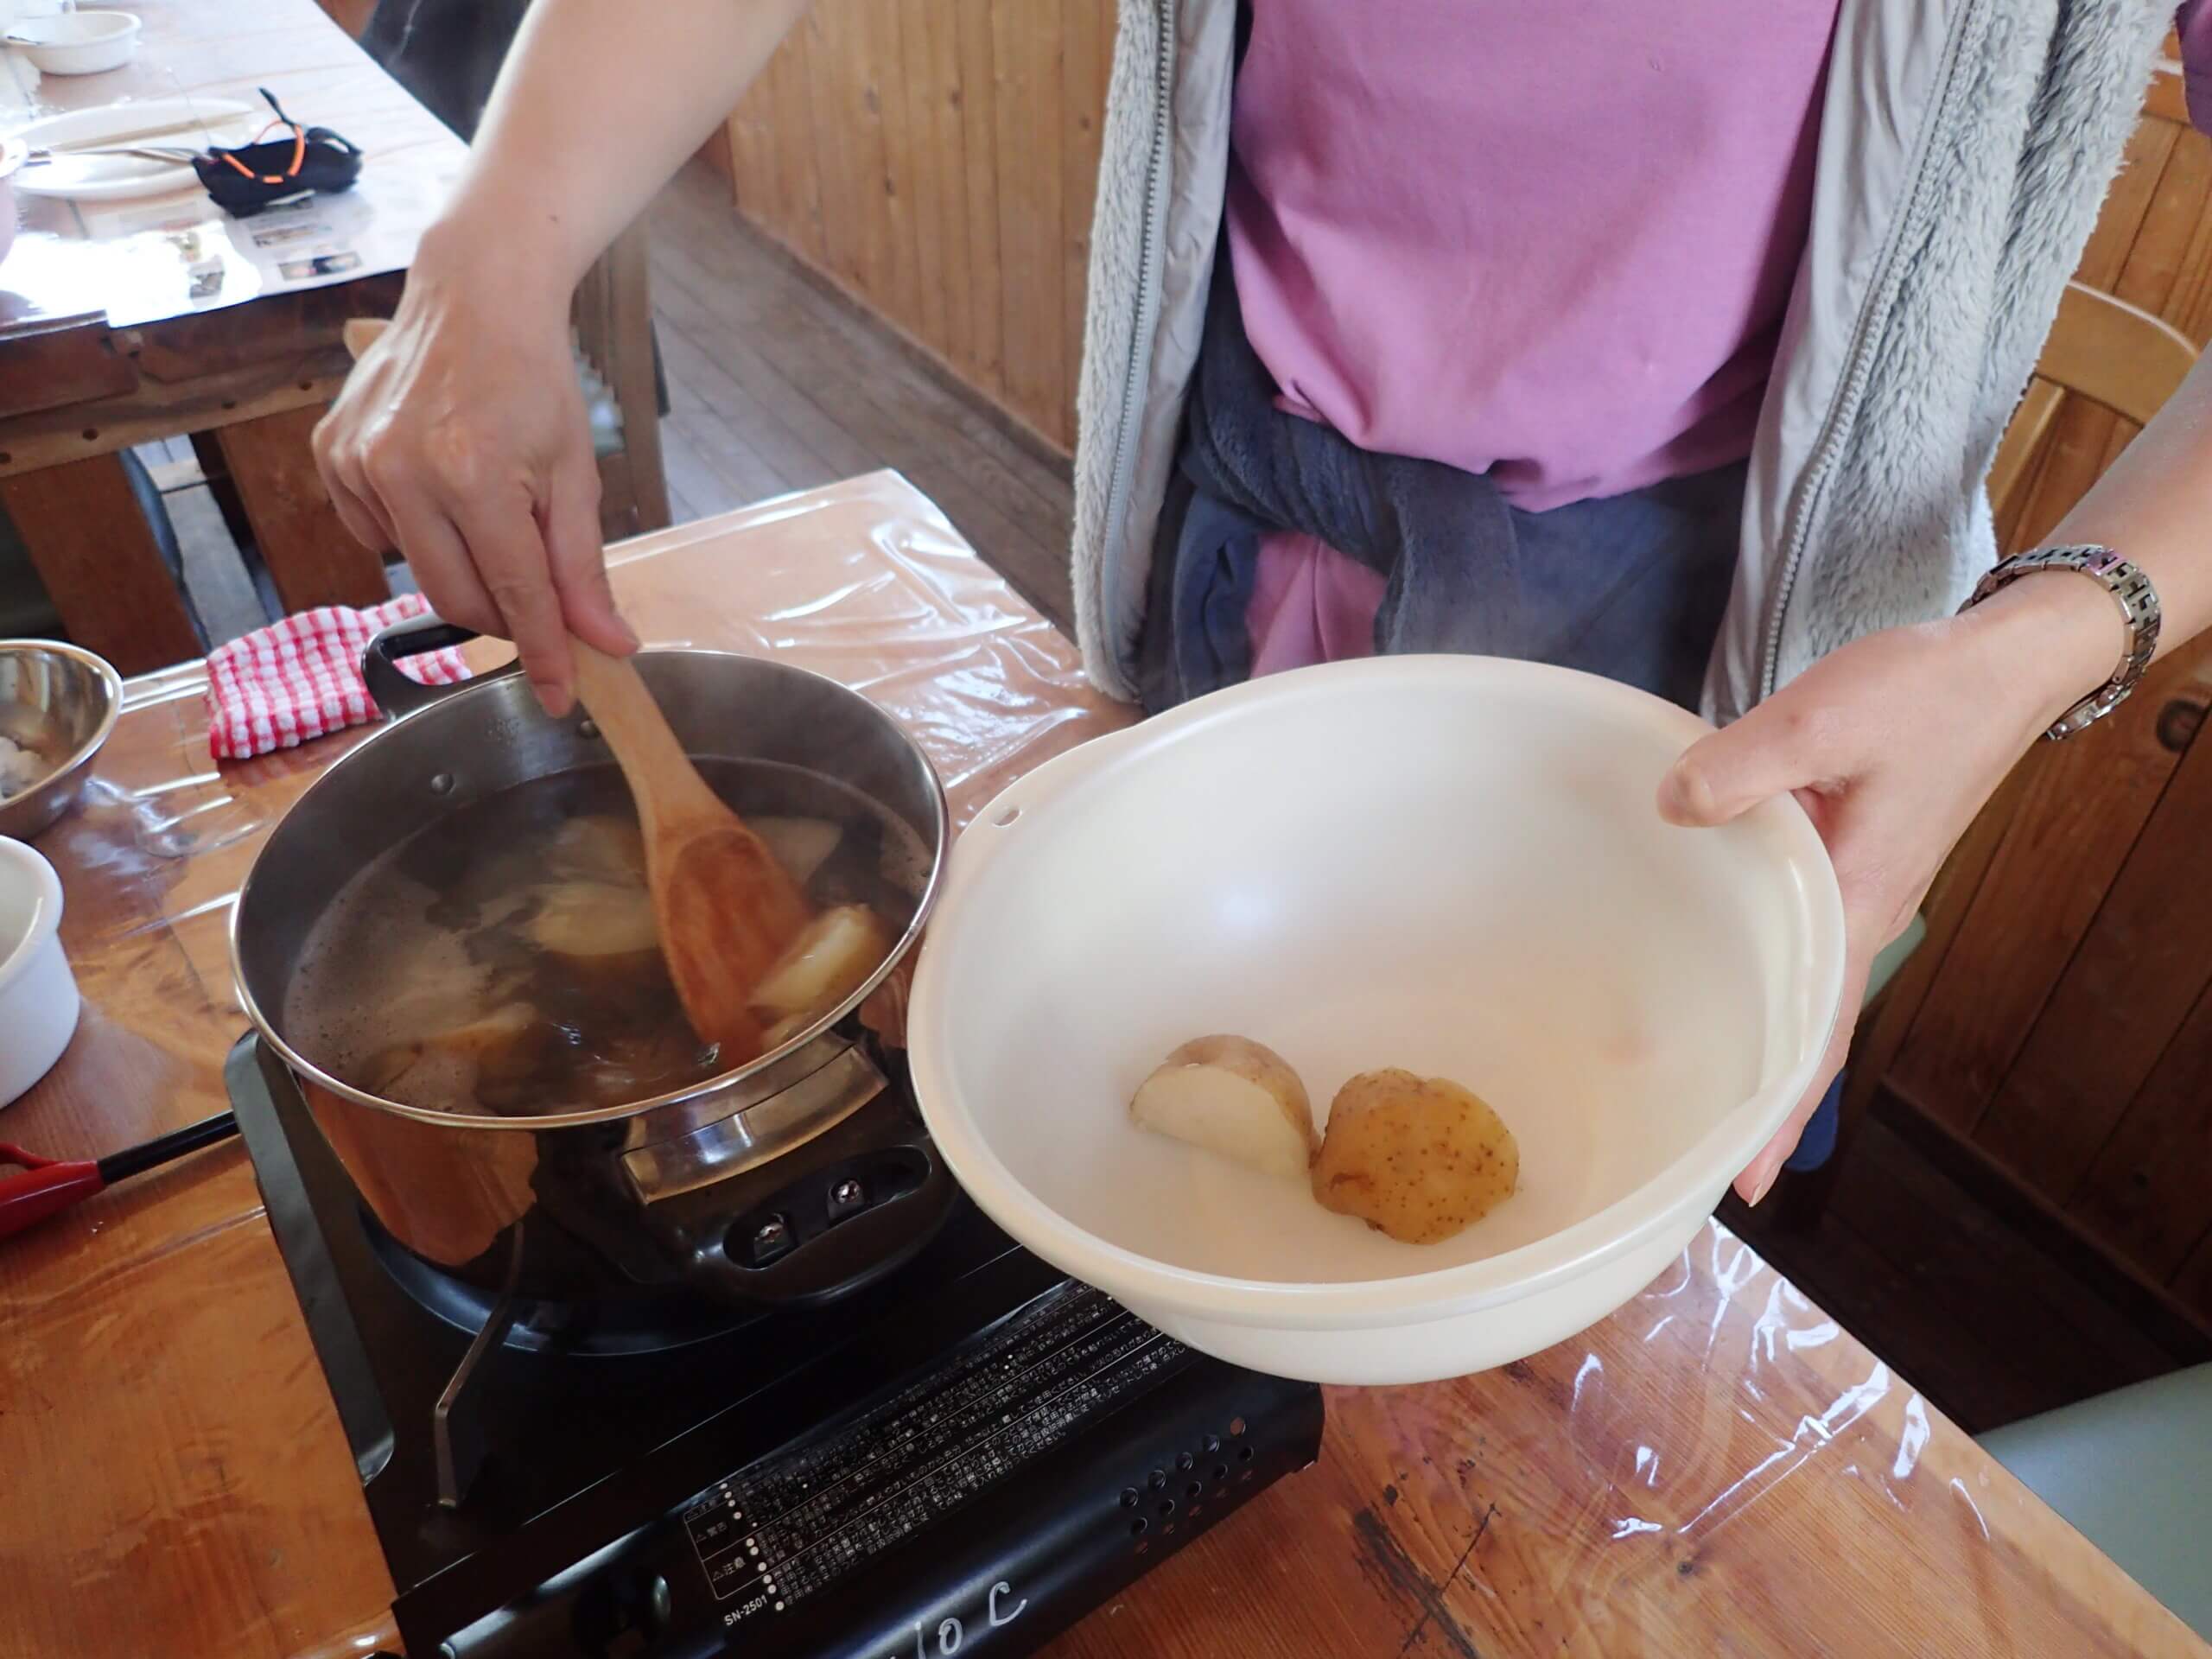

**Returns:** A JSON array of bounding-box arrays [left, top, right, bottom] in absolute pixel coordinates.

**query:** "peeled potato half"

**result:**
[[750, 904, 893, 1024], [524, 879, 660, 959], [1129, 1035, 1318, 1180], [1312, 1069, 1518, 1244], [751, 817, 842, 887]]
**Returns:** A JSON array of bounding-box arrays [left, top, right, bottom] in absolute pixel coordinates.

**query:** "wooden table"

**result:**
[[0, 0, 465, 673], [0, 474, 2200, 1659]]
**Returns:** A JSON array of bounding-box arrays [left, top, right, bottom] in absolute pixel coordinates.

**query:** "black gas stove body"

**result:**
[[226, 1039, 1325, 1659]]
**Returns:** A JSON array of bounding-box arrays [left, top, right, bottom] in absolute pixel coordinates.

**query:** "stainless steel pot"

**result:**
[[229, 614, 952, 1310]]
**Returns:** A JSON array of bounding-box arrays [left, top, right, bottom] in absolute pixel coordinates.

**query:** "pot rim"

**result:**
[[228, 647, 948, 1131]]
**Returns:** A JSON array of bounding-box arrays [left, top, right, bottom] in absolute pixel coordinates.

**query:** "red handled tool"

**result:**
[[0, 1111, 239, 1240]]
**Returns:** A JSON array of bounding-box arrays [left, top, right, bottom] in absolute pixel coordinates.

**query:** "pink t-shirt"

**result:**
[[1235, 4, 2212, 674]]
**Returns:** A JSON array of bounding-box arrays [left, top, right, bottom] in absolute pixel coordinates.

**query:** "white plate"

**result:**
[[10, 97, 257, 201]]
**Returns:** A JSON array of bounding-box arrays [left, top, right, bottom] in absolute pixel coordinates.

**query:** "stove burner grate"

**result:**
[[361, 1204, 766, 1357]]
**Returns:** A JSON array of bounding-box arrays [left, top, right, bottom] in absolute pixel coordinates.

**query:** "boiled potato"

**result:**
[[543, 816, 648, 884], [1129, 1035, 1317, 1180], [524, 878, 660, 958], [751, 817, 843, 887], [362, 1003, 545, 1109], [749, 904, 893, 1023], [1312, 1070, 1517, 1244]]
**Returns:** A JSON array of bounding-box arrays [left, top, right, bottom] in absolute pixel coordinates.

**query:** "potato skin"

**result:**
[[1312, 1069, 1518, 1244]]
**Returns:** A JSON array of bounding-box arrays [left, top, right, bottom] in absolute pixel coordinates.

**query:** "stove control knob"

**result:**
[[751, 1215, 794, 1262], [647, 1574, 673, 1633]]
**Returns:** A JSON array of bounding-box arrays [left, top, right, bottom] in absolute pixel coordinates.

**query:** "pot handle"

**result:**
[[361, 612, 516, 721]]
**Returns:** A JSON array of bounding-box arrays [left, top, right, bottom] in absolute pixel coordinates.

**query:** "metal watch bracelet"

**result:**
[[1959, 544, 2162, 741]]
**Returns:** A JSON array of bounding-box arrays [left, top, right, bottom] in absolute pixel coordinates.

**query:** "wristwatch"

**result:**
[[1959, 544, 2162, 741]]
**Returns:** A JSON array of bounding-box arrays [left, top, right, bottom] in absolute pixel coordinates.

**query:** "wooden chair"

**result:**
[[1783, 282, 2202, 1225], [572, 219, 673, 544], [1986, 281, 2198, 518]]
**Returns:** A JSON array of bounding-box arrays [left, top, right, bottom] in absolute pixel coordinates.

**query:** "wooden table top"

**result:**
[[0, 474, 2200, 1659], [0, 0, 463, 340]]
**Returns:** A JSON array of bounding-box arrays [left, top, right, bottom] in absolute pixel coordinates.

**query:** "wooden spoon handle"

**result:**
[[569, 641, 723, 826]]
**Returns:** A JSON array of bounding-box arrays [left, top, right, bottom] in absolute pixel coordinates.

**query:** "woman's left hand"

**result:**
[[1656, 576, 2123, 1204]]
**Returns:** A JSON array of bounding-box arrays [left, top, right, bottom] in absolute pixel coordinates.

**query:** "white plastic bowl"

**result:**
[[0, 834, 79, 1108], [5, 10, 143, 75], [909, 656, 1846, 1385]]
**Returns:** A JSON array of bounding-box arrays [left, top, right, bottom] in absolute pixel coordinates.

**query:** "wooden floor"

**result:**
[[646, 163, 1076, 630], [1729, 1109, 2205, 1434], [128, 162, 2200, 1439]]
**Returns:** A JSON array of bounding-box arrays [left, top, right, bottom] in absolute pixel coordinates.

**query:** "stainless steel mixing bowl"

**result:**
[[0, 640, 124, 840]]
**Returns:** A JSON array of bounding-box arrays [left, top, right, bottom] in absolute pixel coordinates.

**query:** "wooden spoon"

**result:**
[[341, 315, 811, 1062], [568, 644, 812, 1063]]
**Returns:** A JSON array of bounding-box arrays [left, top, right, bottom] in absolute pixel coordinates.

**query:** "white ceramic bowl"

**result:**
[[0, 835, 79, 1108], [0, 137, 22, 269], [5, 10, 142, 75], [909, 657, 1846, 1385]]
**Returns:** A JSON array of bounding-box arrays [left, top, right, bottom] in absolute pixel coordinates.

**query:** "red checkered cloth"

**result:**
[[206, 594, 472, 760]]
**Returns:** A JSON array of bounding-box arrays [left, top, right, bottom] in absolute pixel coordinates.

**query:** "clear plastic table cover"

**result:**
[[0, 474, 2195, 1658]]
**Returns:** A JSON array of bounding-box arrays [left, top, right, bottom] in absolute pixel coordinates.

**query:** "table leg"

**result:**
[[0, 454, 204, 673], [215, 404, 389, 613], [188, 432, 259, 562]]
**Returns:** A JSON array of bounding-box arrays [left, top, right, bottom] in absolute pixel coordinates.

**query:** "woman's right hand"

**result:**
[[313, 237, 638, 716]]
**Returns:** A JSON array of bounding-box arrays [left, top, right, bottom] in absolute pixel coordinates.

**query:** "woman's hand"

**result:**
[[1657, 574, 2126, 1204], [313, 232, 637, 715]]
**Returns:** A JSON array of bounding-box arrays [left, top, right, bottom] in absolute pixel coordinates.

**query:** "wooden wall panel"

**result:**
[[722, 0, 1112, 453], [1873, 56, 2212, 1332], [1884, 643, 2212, 1130], [991, 2, 1069, 440], [2071, 977, 2212, 1290], [1968, 733, 2212, 1195], [1064, 0, 1109, 452], [2181, 1224, 2212, 1322], [802, 4, 874, 303]]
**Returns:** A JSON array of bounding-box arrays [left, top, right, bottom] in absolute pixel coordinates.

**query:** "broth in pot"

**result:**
[[284, 761, 927, 1117]]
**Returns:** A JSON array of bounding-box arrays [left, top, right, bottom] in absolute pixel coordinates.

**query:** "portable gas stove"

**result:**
[[226, 1038, 1325, 1659]]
